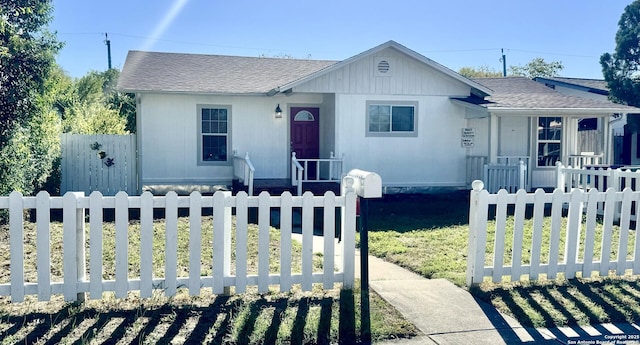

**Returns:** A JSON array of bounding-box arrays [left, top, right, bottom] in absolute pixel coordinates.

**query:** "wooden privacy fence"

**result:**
[[467, 181, 640, 286], [61, 134, 137, 196], [0, 190, 356, 303]]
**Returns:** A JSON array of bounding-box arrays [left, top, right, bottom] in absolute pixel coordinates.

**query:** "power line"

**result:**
[[57, 31, 602, 59], [59, 31, 284, 53]]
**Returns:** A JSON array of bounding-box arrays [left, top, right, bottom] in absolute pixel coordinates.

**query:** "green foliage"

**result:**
[[458, 65, 502, 78], [601, 0, 640, 132], [0, 0, 61, 196], [509, 57, 564, 78], [62, 101, 126, 134], [58, 69, 130, 134]]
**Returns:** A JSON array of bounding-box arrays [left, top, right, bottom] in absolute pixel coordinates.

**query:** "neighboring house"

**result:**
[[118, 41, 639, 194]]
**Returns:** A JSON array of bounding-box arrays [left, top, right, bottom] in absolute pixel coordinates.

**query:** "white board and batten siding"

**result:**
[[334, 94, 470, 189], [291, 46, 471, 96], [0, 190, 357, 302], [61, 134, 137, 196], [138, 93, 325, 186], [287, 46, 475, 189]]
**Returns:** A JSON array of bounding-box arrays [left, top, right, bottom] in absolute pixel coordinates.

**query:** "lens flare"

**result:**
[[139, 0, 189, 52]]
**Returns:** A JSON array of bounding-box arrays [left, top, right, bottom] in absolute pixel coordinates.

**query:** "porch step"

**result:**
[[232, 179, 340, 196]]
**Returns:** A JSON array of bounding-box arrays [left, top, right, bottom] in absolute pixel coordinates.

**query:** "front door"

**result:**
[[290, 107, 320, 178]]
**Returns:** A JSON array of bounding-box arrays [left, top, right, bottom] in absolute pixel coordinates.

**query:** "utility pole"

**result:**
[[501, 48, 507, 77], [104, 33, 112, 70]]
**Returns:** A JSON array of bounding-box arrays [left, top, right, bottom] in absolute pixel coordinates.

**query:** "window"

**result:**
[[198, 105, 230, 164], [366, 101, 418, 137], [537, 117, 562, 167]]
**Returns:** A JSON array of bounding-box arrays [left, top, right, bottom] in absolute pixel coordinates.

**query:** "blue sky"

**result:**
[[52, 0, 632, 79]]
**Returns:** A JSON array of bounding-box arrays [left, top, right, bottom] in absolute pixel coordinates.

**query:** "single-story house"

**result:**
[[118, 41, 639, 194]]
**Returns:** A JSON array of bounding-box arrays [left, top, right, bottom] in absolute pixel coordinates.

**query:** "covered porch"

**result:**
[[457, 77, 638, 191]]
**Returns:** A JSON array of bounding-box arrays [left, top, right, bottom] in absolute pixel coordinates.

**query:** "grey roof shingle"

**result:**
[[471, 77, 636, 111], [541, 77, 609, 92], [117, 51, 337, 94]]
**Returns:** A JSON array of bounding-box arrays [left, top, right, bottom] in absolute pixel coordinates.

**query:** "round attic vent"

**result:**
[[377, 60, 390, 73]]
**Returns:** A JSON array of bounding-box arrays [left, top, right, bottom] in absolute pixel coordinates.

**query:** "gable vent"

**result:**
[[377, 60, 390, 73], [374, 57, 393, 76]]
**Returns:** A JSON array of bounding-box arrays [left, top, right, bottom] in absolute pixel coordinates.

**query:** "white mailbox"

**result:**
[[342, 169, 382, 198]]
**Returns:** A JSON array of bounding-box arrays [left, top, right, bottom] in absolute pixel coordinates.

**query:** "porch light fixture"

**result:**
[[275, 104, 283, 118]]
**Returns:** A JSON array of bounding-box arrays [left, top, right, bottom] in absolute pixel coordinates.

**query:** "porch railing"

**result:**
[[466, 156, 487, 185], [467, 156, 529, 190], [566, 153, 604, 169], [233, 151, 255, 196], [483, 161, 527, 193], [292, 152, 344, 196]]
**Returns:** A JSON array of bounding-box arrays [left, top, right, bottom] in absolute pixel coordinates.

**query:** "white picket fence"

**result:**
[[467, 180, 640, 286], [556, 163, 640, 193], [61, 134, 138, 196], [0, 190, 356, 303]]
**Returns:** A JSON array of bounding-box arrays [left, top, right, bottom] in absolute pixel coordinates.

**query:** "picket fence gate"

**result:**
[[467, 180, 640, 286], [0, 190, 356, 303]]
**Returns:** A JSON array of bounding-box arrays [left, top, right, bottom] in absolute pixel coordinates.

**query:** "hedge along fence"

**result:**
[[467, 181, 640, 286], [0, 190, 357, 303]]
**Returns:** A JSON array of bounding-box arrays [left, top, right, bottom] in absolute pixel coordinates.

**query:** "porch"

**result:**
[[233, 151, 344, 196], [232, 179, 341, 196], [466, 153, 606, 192]]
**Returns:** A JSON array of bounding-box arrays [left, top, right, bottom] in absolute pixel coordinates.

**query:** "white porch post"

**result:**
[[603, 116, 611, 165], [488, 113, 499, 164]]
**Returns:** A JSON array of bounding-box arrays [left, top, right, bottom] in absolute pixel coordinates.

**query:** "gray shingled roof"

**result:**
[[117, 51, 337, 94], [470, 77, 636, 112], [541, 77, 609, 92]]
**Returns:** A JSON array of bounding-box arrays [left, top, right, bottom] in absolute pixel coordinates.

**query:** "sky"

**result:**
[[51, 0, 633, 80]]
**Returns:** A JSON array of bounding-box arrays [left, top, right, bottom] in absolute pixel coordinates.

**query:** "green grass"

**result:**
[[365, 191, 640, 328], [0, 216, 418, 344]]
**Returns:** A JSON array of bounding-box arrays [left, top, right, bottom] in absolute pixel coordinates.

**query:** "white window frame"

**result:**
[[366, 100, 418, 137], [197, 104, 232, 166], [536, 116, 562, 167]]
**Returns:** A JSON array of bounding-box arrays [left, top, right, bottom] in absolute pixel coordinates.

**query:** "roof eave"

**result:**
[[487, 107, 631, 116], [119, 89, 271, 96], [450, 98, 491, 113]]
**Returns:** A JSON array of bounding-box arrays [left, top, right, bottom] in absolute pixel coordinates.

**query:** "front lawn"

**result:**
[[365, 191, 640, 328], [0, 217, 418, 344]]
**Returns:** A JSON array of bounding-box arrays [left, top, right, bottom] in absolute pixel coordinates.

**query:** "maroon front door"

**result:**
[[290, 107, 320, 178]]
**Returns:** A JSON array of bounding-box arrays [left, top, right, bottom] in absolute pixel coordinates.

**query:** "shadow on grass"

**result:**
[[368, 191, 471, 232], [472, 278, 640, 329], [0, 291, 374, 345]]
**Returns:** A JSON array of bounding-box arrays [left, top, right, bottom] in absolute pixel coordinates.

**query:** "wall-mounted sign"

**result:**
[[461, 128, 474, 147]]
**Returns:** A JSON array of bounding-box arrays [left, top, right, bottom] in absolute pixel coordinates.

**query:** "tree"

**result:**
[[0, 0, 62, 195], [509, 58, 564, 78], [458, 65, 502, 78], [601, 0, 640, 108], [102, 69, 136, 132], [59, 70, 129, 134]]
